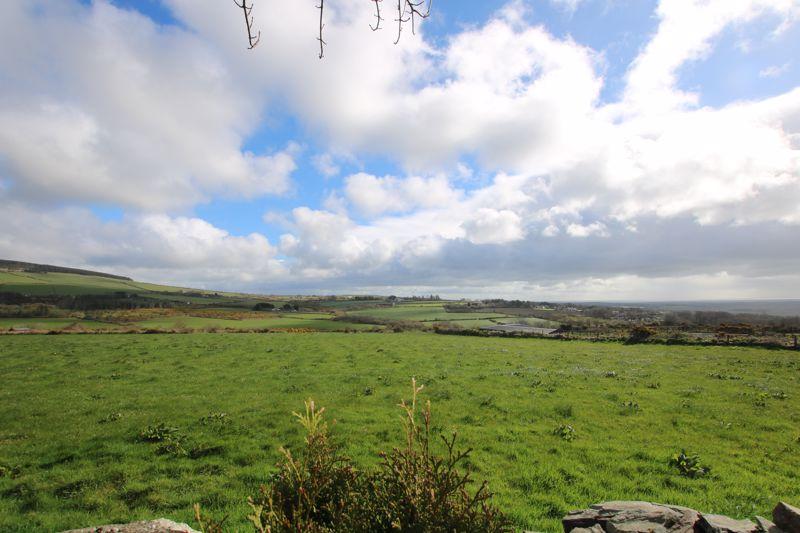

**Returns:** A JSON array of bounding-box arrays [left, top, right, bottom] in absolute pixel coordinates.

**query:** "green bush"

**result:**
[[197, 379, 510, 532], [626, 326, 656, 344]]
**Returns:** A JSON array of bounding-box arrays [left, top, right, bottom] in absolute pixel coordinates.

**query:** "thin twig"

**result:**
[[317, 0, 326, 59], [370, 0, 384, 31], [233, 0, 261, 49]]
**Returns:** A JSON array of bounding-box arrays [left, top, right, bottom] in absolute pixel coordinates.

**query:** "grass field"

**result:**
[[346, 303, 517, 323], [0, 271, 184, 296], [1, 332, 798, 532], [0, 318, 115, 331], [131, 315, 375, 331]]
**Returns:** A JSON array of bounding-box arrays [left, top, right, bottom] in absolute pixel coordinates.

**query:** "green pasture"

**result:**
[[1, 333, 798, 532], [346, 303, 513, 322], [0, 318, 115, 331], [130, 316, 373, 331]]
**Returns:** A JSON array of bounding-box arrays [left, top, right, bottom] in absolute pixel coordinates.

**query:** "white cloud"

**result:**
[[2, 0, 800, 298], [566, 221, 609, 238], [312, 153, 341, 178], [344, 173, 463, 216], [461, 208, 525, 244], [621, 0, 800, 113], [0, 1, 295, 210], [759, 62, 791, 78], [549, 0, 585, 13], [0, 202, 286, 289]]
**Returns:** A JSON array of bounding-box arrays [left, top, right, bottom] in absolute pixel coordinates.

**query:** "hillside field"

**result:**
[[1, 332, 799, 532]]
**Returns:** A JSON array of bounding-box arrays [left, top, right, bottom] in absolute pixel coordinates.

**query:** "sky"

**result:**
[[1, 0, 799, 300]]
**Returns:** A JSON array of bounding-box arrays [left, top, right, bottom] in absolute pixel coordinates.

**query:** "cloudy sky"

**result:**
[[1, 0, 799, 300]]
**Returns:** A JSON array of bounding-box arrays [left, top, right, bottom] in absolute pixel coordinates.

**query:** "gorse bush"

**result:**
[[364, 380, 509, 532], [198, 379, 510, 532]]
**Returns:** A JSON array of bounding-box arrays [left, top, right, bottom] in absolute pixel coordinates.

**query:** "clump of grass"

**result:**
[[553, 424, 576, 442], [620, 400, 640, 413], [708, 372, 742, 380], [227, 379, 511, 532], [155, 438, 188, 457], [554, 403, 574, 418], [98, 412, 121, 424], [138, 423, 180, 442], [669, 450, 711, 478], [139, 422, 188, 457], [479, 396, 496, 408], [0, 463, 22, 479], [199, 412, 229, 425]]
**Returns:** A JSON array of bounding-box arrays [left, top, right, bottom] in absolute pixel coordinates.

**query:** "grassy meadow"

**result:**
[[1, 332, 799, 532]]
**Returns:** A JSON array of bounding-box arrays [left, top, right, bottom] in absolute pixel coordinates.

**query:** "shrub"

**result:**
[[214, 379, 512, 532], [364, 380, 509, 532], [669, 450, 711, 478], [626, 326, 656, 344]]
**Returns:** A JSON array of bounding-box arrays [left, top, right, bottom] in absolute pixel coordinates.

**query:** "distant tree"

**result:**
[[253, 302, 275, 311], [234, 0, 432, 57]]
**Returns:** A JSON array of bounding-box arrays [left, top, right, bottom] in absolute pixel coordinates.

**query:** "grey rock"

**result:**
[[773, 502, 800, 533], [571, 526, 605, 533], [755, 516, 785, 533], [60, 518, 199, 533], [563, 501, 699, 533], [698, 514, 759, 533]]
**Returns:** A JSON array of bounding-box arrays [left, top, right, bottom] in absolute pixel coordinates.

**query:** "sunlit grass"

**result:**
[[1, 332, 798, 531]]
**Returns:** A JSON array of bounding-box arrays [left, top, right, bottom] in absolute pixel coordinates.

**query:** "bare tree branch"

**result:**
[[405, 0, 432, 36], [370, 0, 384, 32], [394, 0, 407, 45], [234, 1, 431, 54], [317, 0, 327, 59], [233, 0, 261, 49]]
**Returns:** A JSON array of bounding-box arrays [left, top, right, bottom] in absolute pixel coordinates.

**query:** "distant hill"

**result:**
[[0, 259, 268, 311], [0, 259, 132, 281]]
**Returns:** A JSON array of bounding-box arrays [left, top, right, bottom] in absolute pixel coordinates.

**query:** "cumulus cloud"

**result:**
[[0, 202, 286, 289], [461, 209, 525, 244], [2, 0, 800, 299], [344, 173, 463, 216], [622, 0, 800, 112], [0, 1, 296, 210]]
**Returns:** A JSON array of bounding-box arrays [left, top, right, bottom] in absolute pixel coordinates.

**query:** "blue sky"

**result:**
[[1, 0, 800, 299]]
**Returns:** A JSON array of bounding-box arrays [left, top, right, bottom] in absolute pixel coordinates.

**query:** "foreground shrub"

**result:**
[[363, 380, 509, 532], [198, 379, 510, 532]]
